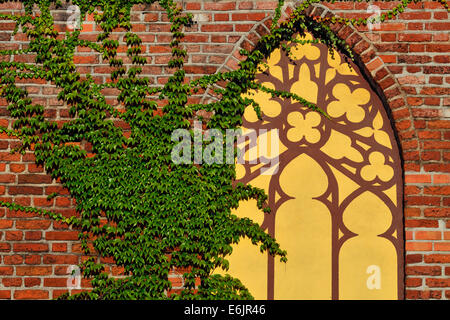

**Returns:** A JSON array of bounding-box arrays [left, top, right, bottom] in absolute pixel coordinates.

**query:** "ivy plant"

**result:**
[[0, 0, 447, 300]]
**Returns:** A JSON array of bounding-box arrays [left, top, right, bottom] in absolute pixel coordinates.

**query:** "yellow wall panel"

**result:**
[[228, 32, 403, 300]]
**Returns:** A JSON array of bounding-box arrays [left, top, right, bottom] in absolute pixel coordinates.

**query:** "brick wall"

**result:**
[[0, 0, 448, 299]]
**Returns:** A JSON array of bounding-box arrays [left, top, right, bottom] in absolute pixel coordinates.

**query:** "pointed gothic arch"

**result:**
[[218, 28, 405, 300]]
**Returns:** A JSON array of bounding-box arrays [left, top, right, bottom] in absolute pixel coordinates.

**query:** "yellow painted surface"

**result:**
[[291, 64, 318, 104], [223, 32, 400, 300], [274, 154, 332, 299], [221, 199, 267, 300], [286, 111, 321, 144], [329, 166, 360, 206], [320, 129, 363, 163], [327, 83, 370, 123], [340, 192, 397, 299], [243, 82, 281, 121]]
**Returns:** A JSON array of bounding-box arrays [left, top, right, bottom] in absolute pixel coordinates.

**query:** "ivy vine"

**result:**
[[0, 0, 447, 300]]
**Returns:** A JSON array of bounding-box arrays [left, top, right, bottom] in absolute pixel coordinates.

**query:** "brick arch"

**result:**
[[214, 3, 412, 300], [213, 3, 418, 164]]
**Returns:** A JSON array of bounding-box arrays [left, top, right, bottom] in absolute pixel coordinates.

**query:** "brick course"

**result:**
[[0, 0, 448, 299]]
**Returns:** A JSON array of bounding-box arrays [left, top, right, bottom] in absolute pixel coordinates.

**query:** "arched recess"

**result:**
[[217, 30, 405, 300], [211, 4, 416, 156]]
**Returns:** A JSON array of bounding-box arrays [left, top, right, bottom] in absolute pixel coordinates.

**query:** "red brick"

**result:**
[[406, 242, 432, 251], [421, 151, 440, 161], [424, 66, 450, 74], [2, 278, 22, 287], [400, 12, 431, 20], [45, 186, 70, 195], [406, 219, 439, 228], [33, 197, 54, 207], [25, 231, 42, 240], [399, 33, 432, 42], [434, 33, 449, 42], [16, 220, 51, 230], [403, 162, 420, 172], [435, 243, 450, 251], [27, 164, 44, 173], [0, 219, 13, 229], [405, 208, 421, 218], [0, 174, 15, 183], [0, 243, 11, 252], [423, 141, 450, 150], [18, 174, 52, 184], [14, 290, 49, 300], [51, 290, 70, 299], [426, 278, 450, 288], [423, 1, 443, 8], [25, 255, 41, 265], [406, 22, 424, 30], [405, 196, 440, 206], [52, 243, 67, 252], [43, 254, 78, 264], [418, 131, 441, 139], [424, 186, 450, 195], [424, 163, 450, 172], [54, 266, 71, 275], [406, 254, 423, 264], [0, 290, 11, 299], [53, 221, 70, 230], [45, 231, 79, 241], [232, 13, 266, 21], [0, 267, 14, 275], [3, 255, 23, 265], [424, 208, 450, 218], [425, 22, 450, 31], [44, 278, 68, 287], [8, 186, 43, 195], [404, 185, 420, 195], [415, 231, 442, 240], [111, 266, 127, 276], [9, 164, 25, 172], [201, 24, 233, 32], [237, 1, 253, 10], [420, 87, 450, 96], [9, 197, 31, 207], [424, 254, 450, 263], [434, 174, 450, 184], [184, 65, 218, 74], [16, 266, 51, 276], [5, 231, 23, 241], [408, 44, 425, 52], [203, 2, 235, 10], [73, 55, 98, 64], [412, 108, 439, 118], [0, 152, 21, 161], [232, 23, 252, 32], [427, 120, 450, 129], [143, 13, 158, 22], [13, 243, 48, 252], [24, 278, 41, 287], [406, 290, 442, 299], [401, 139, 418, 151]]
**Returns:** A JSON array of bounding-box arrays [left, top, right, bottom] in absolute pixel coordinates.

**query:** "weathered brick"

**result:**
[[13, 243, 48, 253], [16, 266, 51, 276], [14, 290, 49, 300]]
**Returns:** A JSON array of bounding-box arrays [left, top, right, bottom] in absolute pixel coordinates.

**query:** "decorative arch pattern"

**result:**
[[221, 32, 404, 300], [212, 3, 416, 158]]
